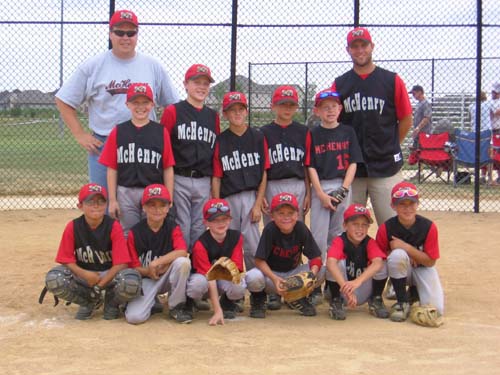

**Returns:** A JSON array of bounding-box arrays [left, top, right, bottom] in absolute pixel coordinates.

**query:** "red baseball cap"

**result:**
[[126, 83, 154, 103], [185, 64, 215, 83], [272, 85, 298, 105], [141, 184, 171, 205], [343, 204, 373, 224], [109, 10, 138, 29], [203, 199, 231, 221], [391, 181, 419, 205], [347, 27, 372, 46], [270, 192, 299, 212], [222, 91, 248, 111], [314, 89, 341, 107], [78, 183, 108, 203]]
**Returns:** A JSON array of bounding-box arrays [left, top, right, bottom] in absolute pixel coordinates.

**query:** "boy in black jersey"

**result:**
[[43, 183, 141, 320], [376, 182, 444, 322], [245, 192, 323, 318], [186, 199, 246, 325], [99, 83, 175, 237], [325, 204, 388, 320], [125, 184, 192, 324]]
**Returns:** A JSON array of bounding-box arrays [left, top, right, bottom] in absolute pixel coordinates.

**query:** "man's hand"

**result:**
[[75, 132, 103, 155]]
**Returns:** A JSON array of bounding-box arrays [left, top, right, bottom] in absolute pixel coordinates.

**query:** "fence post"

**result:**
[[474, 0, 483, 213], [248, 62, 252, 126], [230, 0, 238, 91]]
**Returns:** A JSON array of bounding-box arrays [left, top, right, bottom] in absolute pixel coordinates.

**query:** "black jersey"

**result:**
[[335, 67, 402, 177], [260, 121, 308, 180], [73, 215, 114, 271], [384, 215, 432, 251]]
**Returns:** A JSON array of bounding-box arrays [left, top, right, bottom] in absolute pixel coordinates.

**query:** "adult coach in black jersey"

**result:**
[[332, 27, 413, 225]]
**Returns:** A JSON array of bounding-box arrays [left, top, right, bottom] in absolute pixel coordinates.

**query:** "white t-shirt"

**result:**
[[56, 50, 179, 135], [469, 101, 492, 131]]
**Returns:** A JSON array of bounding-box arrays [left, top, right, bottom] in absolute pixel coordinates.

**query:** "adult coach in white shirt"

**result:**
[[55, 9, 179, 191]]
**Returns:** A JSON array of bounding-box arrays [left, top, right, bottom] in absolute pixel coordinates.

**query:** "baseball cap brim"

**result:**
[[82, 192, 107, 203], [189, 74, 215, 83], [272, 202, 299, 212], [207, 212, 231, 221], [392, 196, 419, 205], [273, 99, 298, 105]]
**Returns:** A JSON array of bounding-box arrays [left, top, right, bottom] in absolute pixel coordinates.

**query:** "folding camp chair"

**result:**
[[491, 133, 500, 185], [417, 132, 452, 183], [451, 129, 492, 187]]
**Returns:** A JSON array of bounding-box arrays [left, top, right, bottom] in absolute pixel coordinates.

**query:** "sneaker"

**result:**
[[368, 296, 389, 319], [169, 304, 193, 324], [288, 297, 317, 317], [219, 293, 239, 320], [267, 293, 282, 310], [103, 292, 120, 320], [75, 304, 94, 320], [328, 297, 346, 320], [389, 302, 410, 322], [194, 298, 210, 312], [249, 292, 266, 319], [310, 286, 323, 306]]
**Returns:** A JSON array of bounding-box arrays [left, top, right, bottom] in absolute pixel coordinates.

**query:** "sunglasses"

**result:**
[[392, 187, 418, 199], [112, 30, 137, 37], [318, 91, 340, 100], [206, 205, 230, 215]]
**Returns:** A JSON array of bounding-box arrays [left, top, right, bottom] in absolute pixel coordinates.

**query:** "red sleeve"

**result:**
[[214, 112, 221, 135], [171, 225, 188, 251], [127, 230, 141, 268], [263, 137, 271, 169], [212, 142, 224, 178], [394, 74, 413, 121], [162, 127, 175, 168], [55, 221, 76, 264], [366, 238, 387, 261], [160, 104, 176, 133], [98, 127, 118, 169], [331, 81, 337, 91], [304, 130, 312, 166], [423, 223, 440, 260], [230, 235, 244, 272], [191, 240, 212, 275], [375, 223, 390, 254], [308, 257, 322, 270], [326, 236, 346, 260], [110, 221, 131, 265]]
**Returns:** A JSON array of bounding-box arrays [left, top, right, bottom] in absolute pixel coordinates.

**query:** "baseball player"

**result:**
[[125, 184, 192, 324], [259, 85, 312, 310], [326, 204, 388, 320], [186, 199, 246, 325], [332, 27, 413, 226], [245, 192, 324, 318], [376, 181, 444, 322], [160, 64, 220, 251], [212, 91, 269, 270], [43, 183, 141, 320], [99, 83, 175, 236], [306, 89, 363, 261]]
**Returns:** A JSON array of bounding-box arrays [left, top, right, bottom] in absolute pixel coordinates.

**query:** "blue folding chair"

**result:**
[[452, 129, 492, 187]]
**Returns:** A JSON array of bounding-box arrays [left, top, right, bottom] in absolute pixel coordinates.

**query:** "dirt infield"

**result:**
[[1, 209, 500, 375]]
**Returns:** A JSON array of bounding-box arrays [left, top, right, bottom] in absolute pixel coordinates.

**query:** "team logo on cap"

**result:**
[[134, 85, 147, 93], [120, 11, 134, 20], [279, 194, 293, 202], [281, 89, 294, 97], [354, 205, 368, 213], [197, 66, 209, 73], [147, 186, 162, 197], [229, 93, 241, 100], [351, 29, 365, 37], [88, 184, 102, 193]]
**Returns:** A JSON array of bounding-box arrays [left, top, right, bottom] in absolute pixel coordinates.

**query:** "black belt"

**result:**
[[175, 168, 205, 178]]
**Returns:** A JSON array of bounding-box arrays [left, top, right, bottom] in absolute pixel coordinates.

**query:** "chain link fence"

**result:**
[[1, 0, 499, 212]]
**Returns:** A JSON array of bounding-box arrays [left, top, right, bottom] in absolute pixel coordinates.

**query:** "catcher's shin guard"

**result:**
[[109, 268, 142, 304], [41, 265, 101, 307]]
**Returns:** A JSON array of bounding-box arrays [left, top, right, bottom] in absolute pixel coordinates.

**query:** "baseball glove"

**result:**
[[410, 304, 444, 328], [206, 257, 241, 284], [329, 186, 349, 206], [280, 271, 316, 303]]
